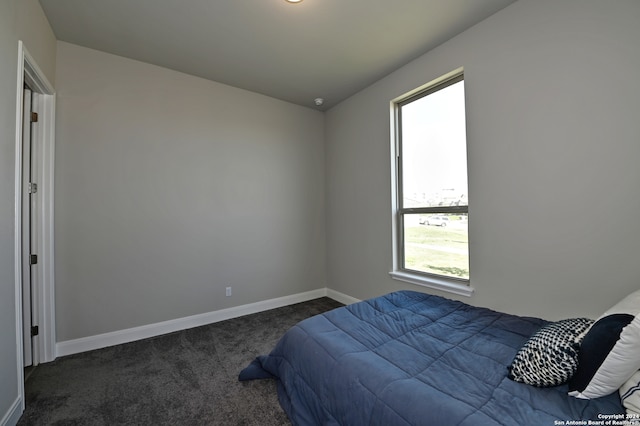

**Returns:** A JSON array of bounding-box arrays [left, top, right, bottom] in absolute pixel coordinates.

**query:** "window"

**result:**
[[391, 71, 472, 296]]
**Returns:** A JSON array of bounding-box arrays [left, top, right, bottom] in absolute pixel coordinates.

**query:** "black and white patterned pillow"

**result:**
[[508, 317, 594, 387]]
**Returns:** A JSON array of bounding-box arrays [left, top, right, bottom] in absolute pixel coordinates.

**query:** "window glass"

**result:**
[[403, 214, 469, 279], [395, 75, 469, 282], [401, 81, 467, 210]]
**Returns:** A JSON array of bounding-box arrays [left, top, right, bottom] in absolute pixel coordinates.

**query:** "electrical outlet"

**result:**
[[226, 287, 232, 297]]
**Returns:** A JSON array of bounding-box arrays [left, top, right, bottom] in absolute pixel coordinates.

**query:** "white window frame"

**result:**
[[389, 68, 474, 297]]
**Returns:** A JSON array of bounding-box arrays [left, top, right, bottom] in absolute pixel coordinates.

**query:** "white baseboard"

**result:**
[[1, 396, 22, 426], [56, 288, 328, 358], [326, 288, 361, 305]]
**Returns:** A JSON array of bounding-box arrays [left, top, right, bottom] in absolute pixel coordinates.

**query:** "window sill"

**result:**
[[389, 270, 474, 297]]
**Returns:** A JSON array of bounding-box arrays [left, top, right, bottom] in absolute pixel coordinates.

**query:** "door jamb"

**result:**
[[14, 40, 56, 408]]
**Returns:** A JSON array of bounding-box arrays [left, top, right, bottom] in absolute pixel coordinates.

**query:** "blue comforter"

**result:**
[[240, 291, 624, 425]]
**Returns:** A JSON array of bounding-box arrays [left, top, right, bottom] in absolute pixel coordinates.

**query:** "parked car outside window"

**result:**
[[419, 215, 449, 227]]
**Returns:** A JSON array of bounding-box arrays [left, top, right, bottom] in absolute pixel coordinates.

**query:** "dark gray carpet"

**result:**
[[18, 297, 344, 425]]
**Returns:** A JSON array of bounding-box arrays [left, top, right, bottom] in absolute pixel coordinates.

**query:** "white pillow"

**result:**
[[620, 369, 640, 415], [568, 289, 640, 399]]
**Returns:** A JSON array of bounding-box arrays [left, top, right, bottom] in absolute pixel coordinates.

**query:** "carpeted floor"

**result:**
[[18, 297, 344, 425]]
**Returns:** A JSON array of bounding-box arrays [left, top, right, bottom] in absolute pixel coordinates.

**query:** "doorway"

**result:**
[[21, 83, 37, 369], [14, 41, 56, 412]]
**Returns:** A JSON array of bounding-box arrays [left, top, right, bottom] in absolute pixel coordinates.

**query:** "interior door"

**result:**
[[22, 85, 37, 368]]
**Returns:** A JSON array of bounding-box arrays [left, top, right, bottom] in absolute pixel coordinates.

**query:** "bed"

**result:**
[[239, 290, 626, 425]]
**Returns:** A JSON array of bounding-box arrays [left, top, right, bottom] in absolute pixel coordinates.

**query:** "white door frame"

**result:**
[[14, 39, 56, 407]]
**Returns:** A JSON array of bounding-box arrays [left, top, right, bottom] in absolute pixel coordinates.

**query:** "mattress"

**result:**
[[240, 290, 625, 425]]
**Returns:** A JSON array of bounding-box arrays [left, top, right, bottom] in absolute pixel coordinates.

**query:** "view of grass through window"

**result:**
[[403, 214, 468, 279]]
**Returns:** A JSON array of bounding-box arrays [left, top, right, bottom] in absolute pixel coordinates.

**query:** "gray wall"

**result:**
[[0, 0, 56, 422], [325, 0, 640, 320], [54, 42, 326, 341]]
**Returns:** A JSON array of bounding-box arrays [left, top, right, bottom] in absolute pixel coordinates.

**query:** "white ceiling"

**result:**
[[39, 0, 517, 110]]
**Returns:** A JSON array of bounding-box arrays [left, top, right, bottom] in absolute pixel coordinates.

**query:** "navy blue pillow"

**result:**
[[569, 314, 634, 396]]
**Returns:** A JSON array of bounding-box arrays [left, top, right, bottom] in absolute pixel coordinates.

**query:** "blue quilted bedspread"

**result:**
[[240, 291, 624, 425]]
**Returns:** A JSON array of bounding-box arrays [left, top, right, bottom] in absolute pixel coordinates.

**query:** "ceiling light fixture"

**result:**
[[285, 0, 303, 3], [314, 98, 324, 106]]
